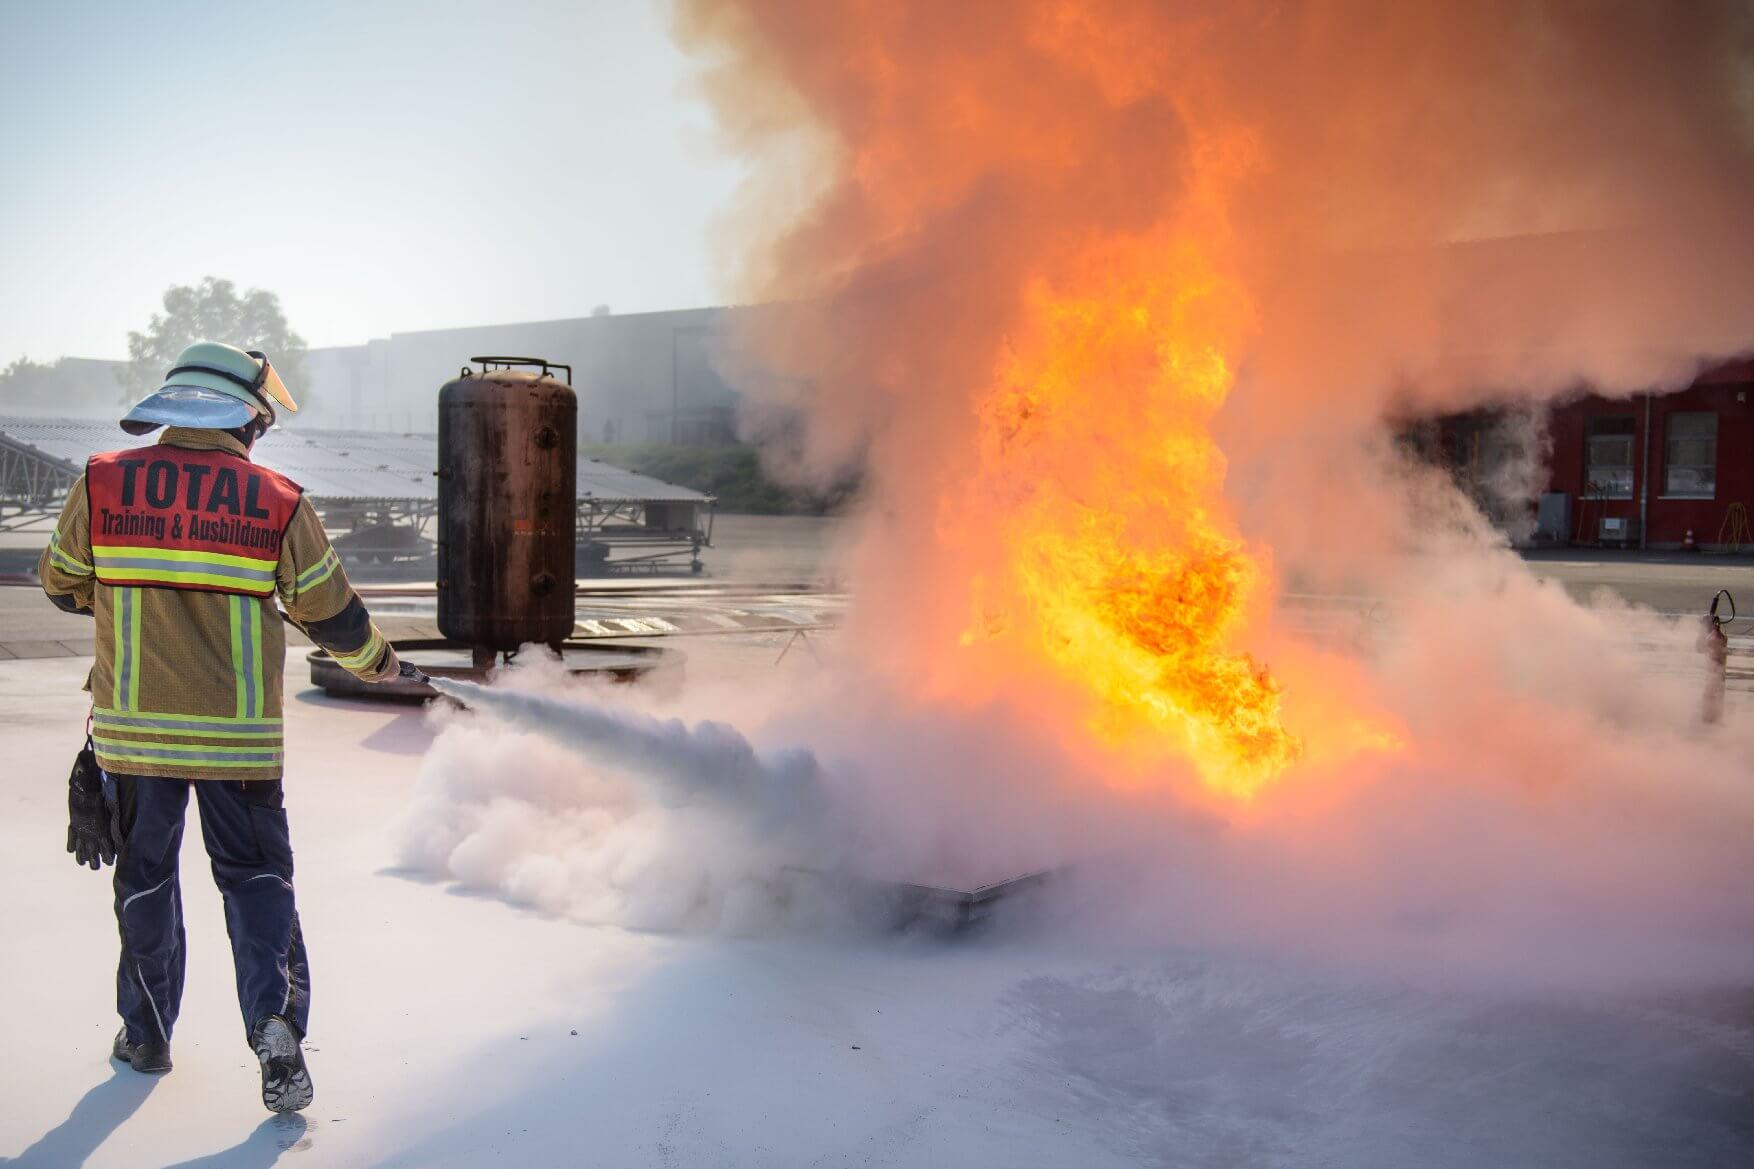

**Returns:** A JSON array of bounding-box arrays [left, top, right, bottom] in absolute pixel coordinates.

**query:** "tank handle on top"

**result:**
[[460, 356, 573, 386]]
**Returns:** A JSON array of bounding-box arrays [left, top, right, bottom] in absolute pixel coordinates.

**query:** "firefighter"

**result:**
[[39, 341, 407, 1114]]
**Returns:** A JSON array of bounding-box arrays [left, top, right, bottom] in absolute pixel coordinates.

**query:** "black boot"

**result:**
[[111, 1026, 172, 1074], [249, 1015, 313, 1113]]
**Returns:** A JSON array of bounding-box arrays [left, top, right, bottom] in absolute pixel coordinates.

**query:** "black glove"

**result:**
[[398, 660, 432, 686], [67, 738, 123, 871]]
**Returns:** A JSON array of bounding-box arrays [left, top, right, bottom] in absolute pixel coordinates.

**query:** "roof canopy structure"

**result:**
[[0, 416, 709, 514], [1, 418, 714, 578]]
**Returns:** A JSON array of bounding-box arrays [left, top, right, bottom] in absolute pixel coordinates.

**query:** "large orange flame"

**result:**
[[954, 126, 1300, 798], [676, 2, 1426, 801]]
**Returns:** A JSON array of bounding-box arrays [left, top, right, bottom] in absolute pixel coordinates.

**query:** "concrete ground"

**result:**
[[2, 641, 1751, 1168], [1520, 548, 1754, 617]]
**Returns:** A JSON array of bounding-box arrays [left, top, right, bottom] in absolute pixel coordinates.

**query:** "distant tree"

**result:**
[[0, 356, 51, 390], [124, 278, 308, 406], [0, 357, 53, 412], [0, 356, 126, 416], [591, 304, 612, 317]]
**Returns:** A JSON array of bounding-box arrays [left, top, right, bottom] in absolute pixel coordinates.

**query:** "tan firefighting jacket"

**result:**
[[38, 427, 396, 781]]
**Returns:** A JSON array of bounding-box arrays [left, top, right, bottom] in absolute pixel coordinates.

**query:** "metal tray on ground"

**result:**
[[308, 638, 677, 701], [788, 864, 1062, 933], [870, 869, 1058, 931]]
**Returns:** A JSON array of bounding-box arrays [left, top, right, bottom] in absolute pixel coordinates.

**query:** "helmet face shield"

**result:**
[[257, 358, 298, 414]]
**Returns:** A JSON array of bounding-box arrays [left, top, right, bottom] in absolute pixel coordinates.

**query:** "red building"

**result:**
[[1541, 360, 1754, 549], [1425, 359, 1754, 550]]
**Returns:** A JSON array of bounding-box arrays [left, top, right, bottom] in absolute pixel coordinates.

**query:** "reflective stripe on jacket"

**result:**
[[39, 428, 395, 780]]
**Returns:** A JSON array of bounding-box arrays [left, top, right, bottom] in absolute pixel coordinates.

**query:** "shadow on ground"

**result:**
[[0, 1071, 157, 1168], [0, 1069, 311, 1169]]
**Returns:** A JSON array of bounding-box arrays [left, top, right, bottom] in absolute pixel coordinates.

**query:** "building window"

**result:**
[[1663, 411, 1717, 498], [1583, 416, 1635, 499]]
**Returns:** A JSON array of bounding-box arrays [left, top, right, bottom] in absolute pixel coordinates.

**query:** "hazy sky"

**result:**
[[0, 0, 745, 361]]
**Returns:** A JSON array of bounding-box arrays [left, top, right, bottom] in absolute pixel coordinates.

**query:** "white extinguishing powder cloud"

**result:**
[[397, 664, 1133, 935], [399, 1, 1754, 988], [397, 663, 843, 934]]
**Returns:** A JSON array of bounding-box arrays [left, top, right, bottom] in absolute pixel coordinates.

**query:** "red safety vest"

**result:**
[[86, 445, 303, 595]]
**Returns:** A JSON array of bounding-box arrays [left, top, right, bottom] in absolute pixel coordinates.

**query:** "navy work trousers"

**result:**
[[111, 775, 311, 1047]]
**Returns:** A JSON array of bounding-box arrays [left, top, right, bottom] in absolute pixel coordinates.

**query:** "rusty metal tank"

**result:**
[[437, 357, 577, 656]]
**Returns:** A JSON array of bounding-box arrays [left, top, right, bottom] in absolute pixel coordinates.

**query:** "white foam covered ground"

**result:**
[[2, 655, 1751, 1168]]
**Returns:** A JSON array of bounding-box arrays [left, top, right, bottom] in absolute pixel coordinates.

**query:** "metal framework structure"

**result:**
[[323, 501, 440, 565], [0, 430, 81, 532], [0, 417, 714, 574], [577, 499, 714, 574]]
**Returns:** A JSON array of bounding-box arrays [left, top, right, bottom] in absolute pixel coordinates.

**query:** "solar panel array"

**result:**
[[0, 417, 710, 505]]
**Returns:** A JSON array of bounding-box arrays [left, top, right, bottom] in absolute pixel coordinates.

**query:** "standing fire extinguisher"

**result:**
[[1701, 589, 1733, 725]]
